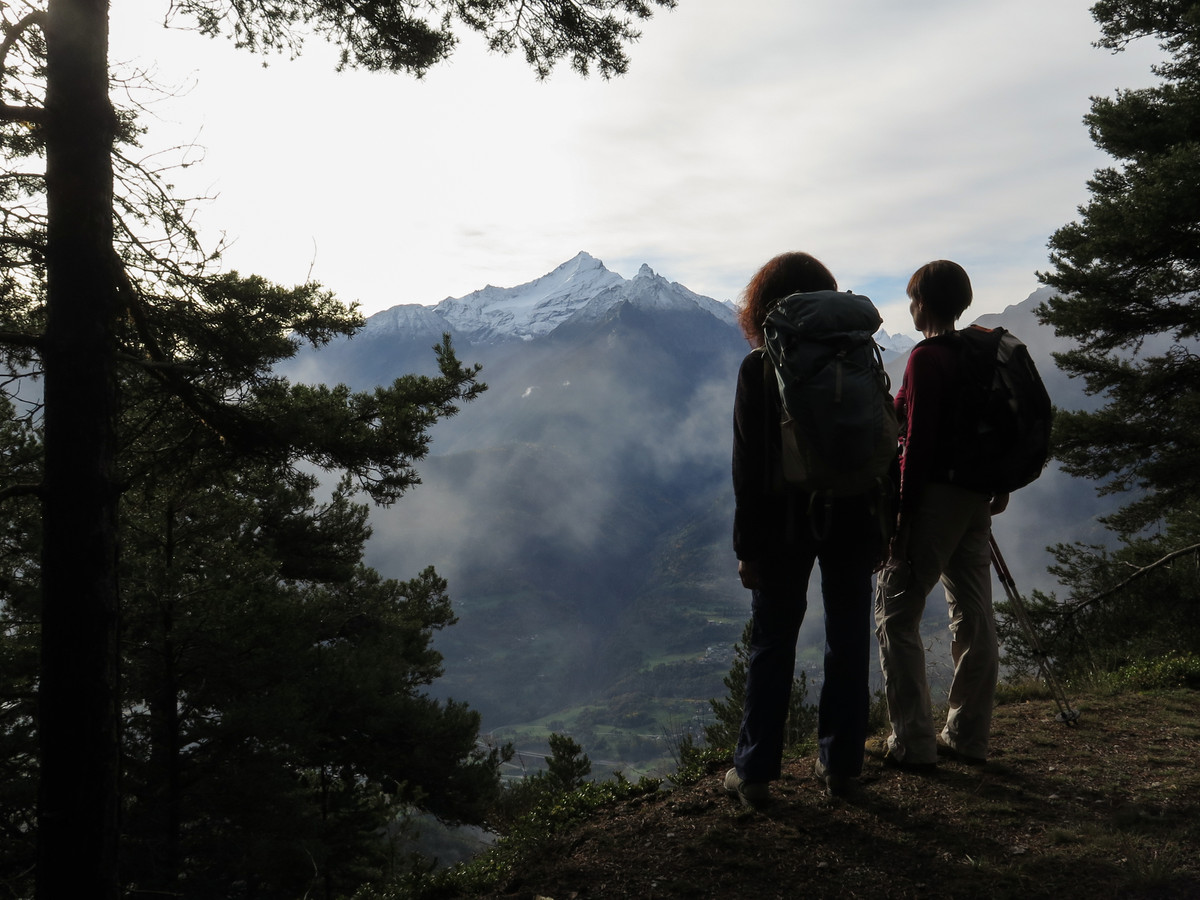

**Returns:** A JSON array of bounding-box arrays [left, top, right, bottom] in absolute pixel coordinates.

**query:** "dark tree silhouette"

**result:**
[[0, 0, 677, 895]]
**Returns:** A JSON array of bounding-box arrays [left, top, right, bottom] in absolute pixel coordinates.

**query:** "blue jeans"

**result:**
[[734, 500, 877, 781]]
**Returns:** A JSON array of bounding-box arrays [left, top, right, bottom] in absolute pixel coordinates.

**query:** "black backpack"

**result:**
[[761, 290, 898, 498], [936, 324, 1053, 494]]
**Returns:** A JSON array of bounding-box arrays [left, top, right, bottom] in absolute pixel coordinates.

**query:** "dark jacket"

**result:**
[[732, 349, 785, 562], [733, 348, 896, 563]]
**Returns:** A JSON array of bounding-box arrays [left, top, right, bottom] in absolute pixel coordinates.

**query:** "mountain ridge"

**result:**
[[282, 255, 1120, 763], [356, 250, 912, 354]]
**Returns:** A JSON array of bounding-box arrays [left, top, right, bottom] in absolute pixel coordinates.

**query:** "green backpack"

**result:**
[[762, 290, 899, 499]]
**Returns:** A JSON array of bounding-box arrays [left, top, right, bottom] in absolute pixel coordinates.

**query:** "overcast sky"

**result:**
[[109, 0, 1162, 337]]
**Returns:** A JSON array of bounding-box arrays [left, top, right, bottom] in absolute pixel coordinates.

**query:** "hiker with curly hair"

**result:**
[[724, 252, 893, 805]]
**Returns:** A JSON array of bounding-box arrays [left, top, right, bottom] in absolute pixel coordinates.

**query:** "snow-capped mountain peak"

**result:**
[[364, 252, 736, 343], [431, 251, 625, 343], [874, 329, 917, 355], [362, 302, 456, 339], [627, 263, 737, 323]]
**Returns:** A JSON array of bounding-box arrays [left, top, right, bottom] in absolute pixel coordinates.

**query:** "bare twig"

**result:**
[[1064, 541, 1200, 616], [0, 10, 45, 69]]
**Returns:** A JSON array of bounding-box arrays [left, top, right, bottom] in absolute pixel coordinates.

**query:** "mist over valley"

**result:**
[[284, 255, 1117, 775]]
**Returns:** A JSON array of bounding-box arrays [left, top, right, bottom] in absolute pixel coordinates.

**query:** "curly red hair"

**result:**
[[737, 252, 837, 346]]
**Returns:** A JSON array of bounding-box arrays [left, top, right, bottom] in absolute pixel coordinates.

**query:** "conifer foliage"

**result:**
[[1039, 0, 1200, 537], [704, 621, 817, 754], [1015, 0, 1200, 677], [0, 0, 677, 896]]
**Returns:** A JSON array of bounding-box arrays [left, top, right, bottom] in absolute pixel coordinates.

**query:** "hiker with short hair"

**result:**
[[725, 252, 894, 805], [875, 259, 1006, 769]]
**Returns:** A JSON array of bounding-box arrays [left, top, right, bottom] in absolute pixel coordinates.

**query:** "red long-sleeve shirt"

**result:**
[[894, 337, 964, 527]]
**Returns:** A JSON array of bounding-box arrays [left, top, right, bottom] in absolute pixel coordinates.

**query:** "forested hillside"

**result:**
[[0, 1, 678, 897]]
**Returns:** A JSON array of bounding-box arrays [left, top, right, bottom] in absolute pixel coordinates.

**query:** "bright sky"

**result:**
[[109, 0, 1162, 337]]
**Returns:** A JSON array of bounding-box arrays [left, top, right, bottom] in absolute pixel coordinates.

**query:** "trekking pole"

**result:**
[[989, 534, 1080, 726]]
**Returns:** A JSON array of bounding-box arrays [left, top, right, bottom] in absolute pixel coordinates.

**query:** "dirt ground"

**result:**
[[472, 688, 1200, 900]]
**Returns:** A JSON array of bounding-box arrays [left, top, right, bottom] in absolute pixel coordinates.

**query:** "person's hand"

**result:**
[[889, 527, 909, 563], [990, 492, 1010, 515], [738, 559, 763, 590]]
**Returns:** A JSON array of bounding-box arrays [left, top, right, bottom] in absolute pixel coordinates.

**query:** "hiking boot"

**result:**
[[936, 733, 986, 766], [813, 759, 849, 797], [724, 767, 770, 810], [881, 743, 937, 773]]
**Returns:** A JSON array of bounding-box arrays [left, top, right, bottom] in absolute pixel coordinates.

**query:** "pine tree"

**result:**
[[1014, 0, 1200, 674], [705, 620, 816, 753], [0, 300, 509, 896], [544, 733, 593, 791], [705, 621, 753, 748], [1039, 0, 1200, 538], [0, 3, 679, 893]]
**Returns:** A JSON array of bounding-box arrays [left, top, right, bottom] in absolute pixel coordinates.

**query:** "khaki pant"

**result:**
[[875, 483, 998, 764]]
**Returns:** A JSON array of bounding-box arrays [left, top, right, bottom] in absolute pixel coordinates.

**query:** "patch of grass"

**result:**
[[1104, 651, 1200, 690], [995, 675, 1054, 704], [1120, 838, 1191, 892], [1045, 827, 1081, 845], [669, 737, 728, 787]]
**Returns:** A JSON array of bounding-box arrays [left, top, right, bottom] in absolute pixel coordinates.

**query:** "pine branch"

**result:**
[[1064, 541, 1200, 617], [0, 102, 43, 125], [0, 10, 45, 68], [0, 233, 46, 253], [0, 482, 41, 502], [0, 329, 42, 349], [0, 11, 46, 126], [115, 256, 240, 441]]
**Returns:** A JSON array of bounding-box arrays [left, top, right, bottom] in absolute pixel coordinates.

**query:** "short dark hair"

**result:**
[[906, 260, 973, 322], [738, 252, 837, 345]]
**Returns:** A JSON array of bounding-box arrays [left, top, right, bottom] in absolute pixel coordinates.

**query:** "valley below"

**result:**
[[286, 254, 1119, 780]]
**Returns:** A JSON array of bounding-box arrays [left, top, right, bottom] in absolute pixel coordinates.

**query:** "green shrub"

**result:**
[[1106, 652, 1200, 691], [670, 733, 729, 786]]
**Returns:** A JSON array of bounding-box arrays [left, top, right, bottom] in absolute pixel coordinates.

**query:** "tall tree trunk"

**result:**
[[36, 0, 120, 897]]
